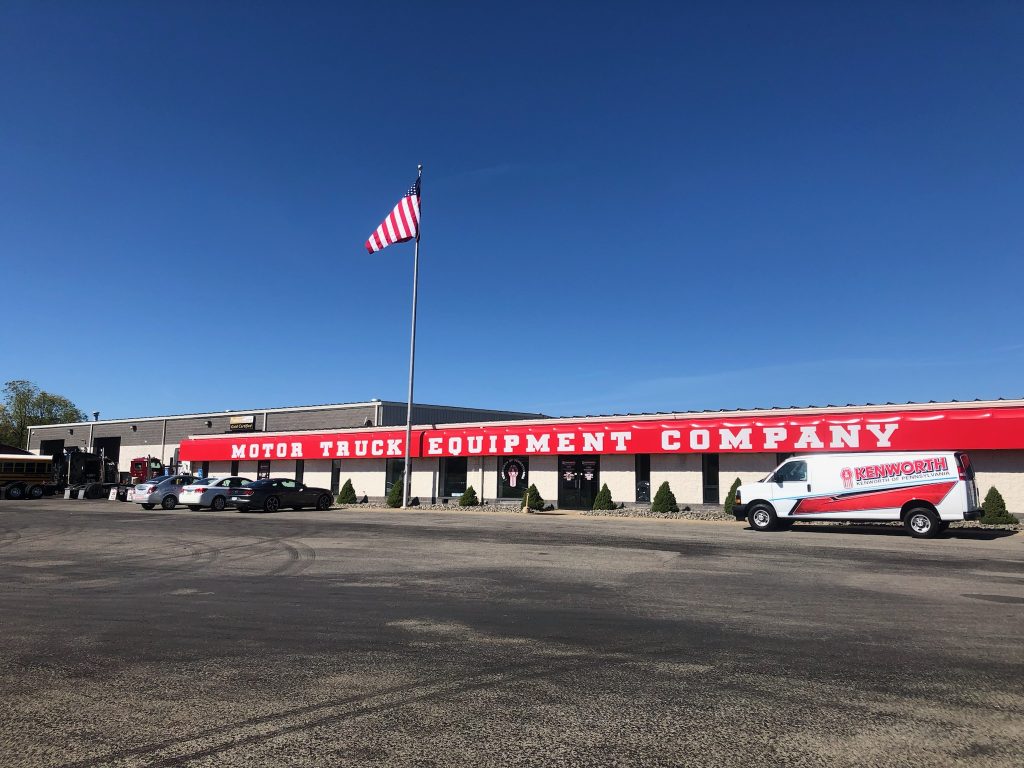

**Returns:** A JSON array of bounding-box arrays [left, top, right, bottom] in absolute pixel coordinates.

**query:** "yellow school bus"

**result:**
[[0, 454, 55, 499]]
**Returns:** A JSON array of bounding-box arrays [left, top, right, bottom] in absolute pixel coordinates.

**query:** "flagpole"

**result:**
[[402, 163, 422, 508]]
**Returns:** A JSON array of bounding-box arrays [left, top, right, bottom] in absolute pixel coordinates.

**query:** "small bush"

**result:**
[[651, 481, 679, 514], [981, 486, 1016, 525], [723, 477, 742, 516], [385, 480, 403, 508], [337, 479, 357, 505], [592, 483, 615, 510], [521, 484, 544, 511], [459, 486, 479, 506]]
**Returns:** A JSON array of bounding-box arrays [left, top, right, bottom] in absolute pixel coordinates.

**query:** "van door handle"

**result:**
[[807, 483, 812, 492]]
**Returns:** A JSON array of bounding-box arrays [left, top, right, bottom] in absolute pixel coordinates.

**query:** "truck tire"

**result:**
[[5, 484, 25, 500], [161, 495, 177, 510], [905, 507, 941, 539], [28, 485, 44, 499], [747, 503, 780, 532]]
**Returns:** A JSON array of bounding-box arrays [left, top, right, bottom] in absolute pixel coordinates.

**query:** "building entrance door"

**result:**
[[558, 456, 600, 510]]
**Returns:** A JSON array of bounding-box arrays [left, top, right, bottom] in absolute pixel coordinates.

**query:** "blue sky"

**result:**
[[2, 1, 1022, 419]]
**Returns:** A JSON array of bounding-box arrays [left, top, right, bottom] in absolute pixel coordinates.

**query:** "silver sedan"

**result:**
[[180, 476, 254, 511], [130, 475, 196, 510]]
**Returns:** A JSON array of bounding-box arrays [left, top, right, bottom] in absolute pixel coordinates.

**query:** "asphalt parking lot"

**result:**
[[1, 500, 1022, 767]]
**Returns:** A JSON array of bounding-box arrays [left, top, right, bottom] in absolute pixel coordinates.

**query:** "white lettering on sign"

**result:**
[[467, 436, 483, 454], [275, 443, 287, 458], [662, 430, 682, 450], [690, 429, 710, 450], [337, 440, 350, 457], [428, 437, 443, 455], [355, 440, 368, 457], [249, 444, 259, 459], [231, 445, 246, 459], [502, 435, 519, 453], [762, 427, 787, 449], [371, 439, 384, 456], [719, 428, 752, 450], [387, 439, 402, 456], [865, 423, 899, 447], [488, 435, 498, 453], [610, 431, 632, 451], [449, 437, 463, 455], [556, 433, 575, 452], [795, 426, 825, 449], [527, 434, 550, 453], [582, 432, 604, 452], [829, 425, 860, 448], [320, 441, 332, 457]]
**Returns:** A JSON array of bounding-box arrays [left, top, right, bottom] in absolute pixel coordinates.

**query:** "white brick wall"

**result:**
[[970, 450, 1024, 513], [601, 453, 636, 505]]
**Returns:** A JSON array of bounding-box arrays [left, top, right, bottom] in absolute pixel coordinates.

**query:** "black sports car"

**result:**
[[229, 478, 334, 512]]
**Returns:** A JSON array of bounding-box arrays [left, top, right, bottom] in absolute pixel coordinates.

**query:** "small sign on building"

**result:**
[[229, 415, 256, 433]]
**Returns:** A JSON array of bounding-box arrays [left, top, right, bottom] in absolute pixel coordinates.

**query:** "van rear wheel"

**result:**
[[905, 507, 941, 539], [747, 504, 780, 532]]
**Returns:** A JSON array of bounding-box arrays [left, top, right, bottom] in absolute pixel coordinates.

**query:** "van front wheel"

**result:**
[[748, 504, 780, 532], [905, 507, 941, 539]]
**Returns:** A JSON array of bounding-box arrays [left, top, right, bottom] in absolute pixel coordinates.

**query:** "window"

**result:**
[[230, 460, 240, 475], [280, 479, 297, 490], [1, 463, 12, 474], [498, 456, 529, 499], [295, 459, 304, 484], [385, 458, 405, 493], [441, 457, 468, 497], [331, 459, 341, 494], [701, 454, 720, 504], [14, 463, 24, 474], [257, 460, 271, 480], [635, 454, 651, 502], [774, 460, 807, 483]]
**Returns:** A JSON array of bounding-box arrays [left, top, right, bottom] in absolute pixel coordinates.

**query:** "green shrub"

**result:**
[[592, 483, 615, 510], [459, 486, 479, 506], [337, 479, 357, 505], [723, 477, 742, 516], [981, 486, 1016, 525], [521, 483, 544, 511], [385, 479, 404, 508], [651, 481, 679, 514]]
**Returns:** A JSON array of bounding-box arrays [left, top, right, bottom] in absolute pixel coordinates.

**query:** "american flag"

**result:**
[[365, 178, 421, 254]]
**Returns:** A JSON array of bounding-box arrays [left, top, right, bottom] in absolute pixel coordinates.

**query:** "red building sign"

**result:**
[[178, 405, 1024, 462]]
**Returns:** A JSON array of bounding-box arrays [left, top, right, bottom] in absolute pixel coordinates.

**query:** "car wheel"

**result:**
[[905, 507, 941, 538], [5, 484, 25, 500], [264, 495, 280, 513], [747, 503, 779, 532], [316, 494, 332, 511], [28, 485, 44, 499], [141, 503, 155, 510], [161, 494, 177, 510], [211, 496, 226, 511], [188, 505, 201, 511]]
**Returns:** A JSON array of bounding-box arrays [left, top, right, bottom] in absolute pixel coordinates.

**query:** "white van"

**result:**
[[732, 451, 982, 538]]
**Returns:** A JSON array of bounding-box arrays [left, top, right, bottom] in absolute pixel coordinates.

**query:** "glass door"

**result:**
[[558, 456, 600, 509]]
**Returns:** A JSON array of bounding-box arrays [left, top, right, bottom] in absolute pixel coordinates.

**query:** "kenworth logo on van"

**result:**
[[855, 457, 948, 481]]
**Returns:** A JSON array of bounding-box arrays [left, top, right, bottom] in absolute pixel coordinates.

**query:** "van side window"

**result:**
[[775, 461, 807, 482]]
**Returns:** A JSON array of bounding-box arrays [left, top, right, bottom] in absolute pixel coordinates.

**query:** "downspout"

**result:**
[[160, 419, 167, 466], [89, 422, 94, 452]]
